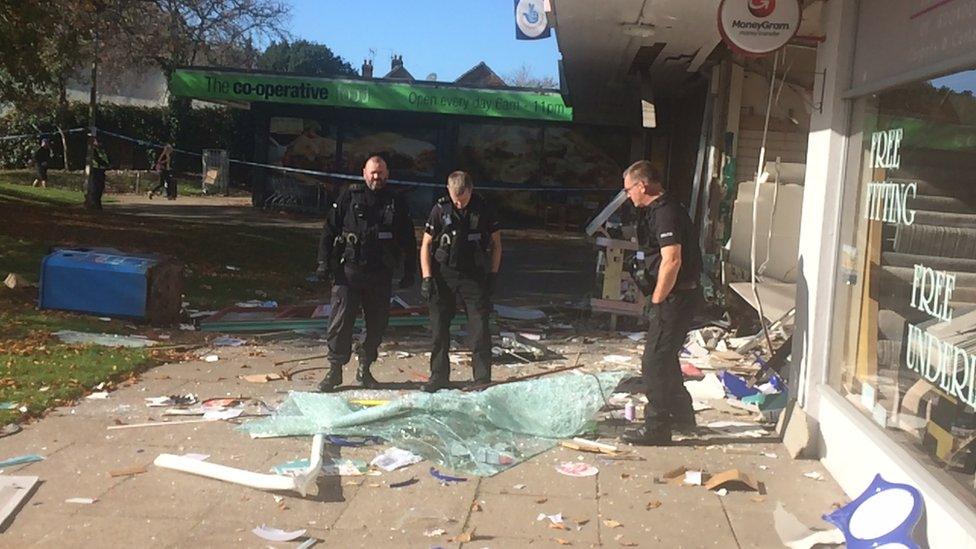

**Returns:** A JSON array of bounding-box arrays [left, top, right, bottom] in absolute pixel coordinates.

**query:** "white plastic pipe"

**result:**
[[153, 433, 324, 497]]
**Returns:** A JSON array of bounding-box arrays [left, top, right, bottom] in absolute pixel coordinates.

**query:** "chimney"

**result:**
[[391, 54, 403, 71], [361, 59, 373, 79]]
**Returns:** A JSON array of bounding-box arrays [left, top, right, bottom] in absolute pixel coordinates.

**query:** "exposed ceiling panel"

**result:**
[[553, 0, 825, 125]]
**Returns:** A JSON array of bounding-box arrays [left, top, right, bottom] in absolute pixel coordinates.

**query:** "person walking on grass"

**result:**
[[31, 138, 51, 188]]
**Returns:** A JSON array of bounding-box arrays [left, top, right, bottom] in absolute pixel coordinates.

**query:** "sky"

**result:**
[[285, 0, 561, 83]]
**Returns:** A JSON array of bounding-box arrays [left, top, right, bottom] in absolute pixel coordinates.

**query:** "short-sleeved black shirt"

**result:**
[[425, 193, 499, 274], [636, 193, 702, 287]]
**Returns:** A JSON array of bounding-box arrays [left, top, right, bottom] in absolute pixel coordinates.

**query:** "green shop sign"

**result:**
[[169, 68, 572, 122]]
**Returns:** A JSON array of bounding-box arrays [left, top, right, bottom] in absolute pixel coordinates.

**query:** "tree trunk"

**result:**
[[56, 77, 70, 171]]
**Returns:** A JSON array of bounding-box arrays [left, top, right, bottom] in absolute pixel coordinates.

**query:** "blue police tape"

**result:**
[[0, 127, 87, 141], [94, 127, 618, 193]]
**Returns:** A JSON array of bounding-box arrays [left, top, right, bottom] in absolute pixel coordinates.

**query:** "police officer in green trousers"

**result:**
[[619, 160, 703, 446], [419, 171, 502, 392], [315, 156, 418, 392]]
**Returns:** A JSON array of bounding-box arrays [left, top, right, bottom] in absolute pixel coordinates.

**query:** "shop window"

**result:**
[[541, 126, 628, 190], [269, 117, 338, 173], [340, 122, 438, 179], [457, 123, 542, 185], [834, 69, 976, 500]]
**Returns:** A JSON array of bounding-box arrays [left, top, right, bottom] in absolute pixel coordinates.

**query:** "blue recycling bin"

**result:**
[[39, 248, 182, 324]]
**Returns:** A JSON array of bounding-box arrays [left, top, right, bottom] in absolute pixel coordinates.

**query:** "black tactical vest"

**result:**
[[337, 184, 402, 271], [432, 195, 490, 272]]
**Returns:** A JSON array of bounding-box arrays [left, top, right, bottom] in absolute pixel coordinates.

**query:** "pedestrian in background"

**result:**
[[31, 138, 51, 188], [84, 136, 110, 210], [149, 144, 176, 200]]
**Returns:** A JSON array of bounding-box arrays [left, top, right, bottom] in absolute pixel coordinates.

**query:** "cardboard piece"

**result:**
[[239, 373, 284, 383], [108, 464, 148, 477], [703, 469, 759, 492], [781, 404, 817, 459]]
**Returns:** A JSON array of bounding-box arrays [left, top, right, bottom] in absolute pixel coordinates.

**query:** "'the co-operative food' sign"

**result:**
[[718, 0, 801, 56], [169, 69, 572, 122]]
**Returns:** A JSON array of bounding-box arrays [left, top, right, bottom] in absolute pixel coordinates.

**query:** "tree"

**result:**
[[505, 64, 559, 89], [0, 1, 114, 169], [117, 0, 291, 142], [257, 40, 356, 77]]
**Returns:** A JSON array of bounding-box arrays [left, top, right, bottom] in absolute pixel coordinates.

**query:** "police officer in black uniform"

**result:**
[[619, 160, 703, 445], [315, 155, 417, 392], [419, 171, 501, 392]]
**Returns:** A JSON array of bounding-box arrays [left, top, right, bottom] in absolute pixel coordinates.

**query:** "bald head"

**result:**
[[363, 156, 389, 190]]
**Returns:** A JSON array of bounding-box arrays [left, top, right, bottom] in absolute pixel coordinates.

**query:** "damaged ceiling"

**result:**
[[552, 0, 826, 126]]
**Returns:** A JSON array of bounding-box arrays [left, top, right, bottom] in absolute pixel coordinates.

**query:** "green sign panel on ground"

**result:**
[[170, 69, 572, 122]]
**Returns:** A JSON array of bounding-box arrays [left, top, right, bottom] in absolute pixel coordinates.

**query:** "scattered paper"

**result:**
[[370, 447, 422, 472], [202, 408, 244, 421], [556, 462, 598, 477], [537, 513, 565, 525], [683, 471, 704, 486], [202, 355, 219, 363], [252, 525, 306, 542], [685, 373, 726, 400], [602, 355, 635, 365], [181, 453, 210, 461], [774, 502, 845, 549], [65, 497, 96, 504], [603, 519, 622, 528], [86, 391, 110, 400], [423, 528, 446, 537], [716, 488, 728, 496], [803, 471, 825, 481]]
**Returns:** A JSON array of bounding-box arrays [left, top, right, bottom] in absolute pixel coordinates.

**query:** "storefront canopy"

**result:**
[[169, 68, 572, 122]]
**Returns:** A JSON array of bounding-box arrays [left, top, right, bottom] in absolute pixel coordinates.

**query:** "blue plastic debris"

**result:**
[[719, 370, 760, 399], [823, 474, 923, 548], [0, 453, 44, 468]]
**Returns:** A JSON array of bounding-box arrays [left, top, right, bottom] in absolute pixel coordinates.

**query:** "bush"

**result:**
[[0, 102, 255, 175]]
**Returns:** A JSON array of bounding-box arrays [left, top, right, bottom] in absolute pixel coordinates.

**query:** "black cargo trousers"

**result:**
[[325, 265, 393, 369], [641, 286, 702, 429], [428, 267, 492, 384]]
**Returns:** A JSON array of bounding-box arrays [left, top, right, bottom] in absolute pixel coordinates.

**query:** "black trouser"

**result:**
[[641, 287, 702, 430], [85, 169, 106, 210], [326, 266, 392, 369], [428, 268, 492, 384], [151, 169, 175, 197]]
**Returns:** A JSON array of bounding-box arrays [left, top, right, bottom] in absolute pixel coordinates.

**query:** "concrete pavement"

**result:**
[[0, 329, 847, 548]]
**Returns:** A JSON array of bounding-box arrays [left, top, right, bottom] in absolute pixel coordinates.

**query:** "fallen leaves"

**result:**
[[554, 538, 572, 545], [450, 528, 476, 543], [646, 500, 663, 510], [603, 519, 623, 529]]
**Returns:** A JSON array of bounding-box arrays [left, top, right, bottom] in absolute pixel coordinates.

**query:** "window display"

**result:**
[[835, 69, 976, 501]]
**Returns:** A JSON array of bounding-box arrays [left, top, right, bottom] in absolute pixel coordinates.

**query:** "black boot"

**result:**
[[621, 424, 672, 446], [356, 363, 378, 389], [317, 365, 343, 392]]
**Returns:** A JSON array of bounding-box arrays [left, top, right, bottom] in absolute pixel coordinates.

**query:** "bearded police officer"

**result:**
[[419, 171, 501, 392], [315, 155, 417, 392], [619, 160, 703, 445]]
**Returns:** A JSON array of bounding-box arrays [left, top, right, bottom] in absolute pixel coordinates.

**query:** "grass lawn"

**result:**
[[0, 178, 321, 425]]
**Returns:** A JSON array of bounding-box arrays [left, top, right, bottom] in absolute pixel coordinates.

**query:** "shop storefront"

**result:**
[[170, 68, 656, 222], [796, 1, 976, 545]]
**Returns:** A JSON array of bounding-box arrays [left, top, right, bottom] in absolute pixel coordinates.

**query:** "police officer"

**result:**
[[619, 160, 703, 445], [419, 171, 501, 392], [315, 155, 417, 392]]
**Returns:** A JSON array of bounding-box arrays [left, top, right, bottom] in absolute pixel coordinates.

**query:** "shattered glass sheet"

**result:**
[[241, 371, 627, 476]]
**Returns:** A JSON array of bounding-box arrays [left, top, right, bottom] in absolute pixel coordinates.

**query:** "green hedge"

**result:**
[[0, 103, 255, 173]]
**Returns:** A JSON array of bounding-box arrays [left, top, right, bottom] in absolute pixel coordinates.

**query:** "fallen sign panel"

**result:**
[[0, 476, 39, 532]]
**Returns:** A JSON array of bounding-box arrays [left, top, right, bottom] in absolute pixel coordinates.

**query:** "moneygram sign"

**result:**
[[718, 0, 801, 56]]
